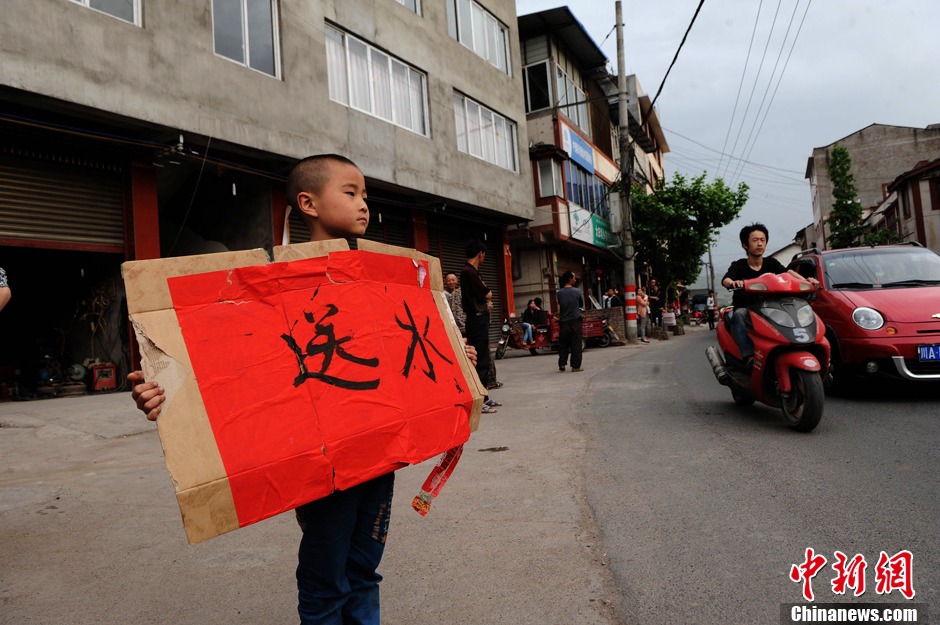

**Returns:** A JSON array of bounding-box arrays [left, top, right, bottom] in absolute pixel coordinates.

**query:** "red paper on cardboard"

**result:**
[[165, 250, 474, 529]]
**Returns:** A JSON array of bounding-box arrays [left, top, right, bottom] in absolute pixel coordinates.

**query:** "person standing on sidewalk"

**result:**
[[460, 240, 499, 413], [556, 271, 584, 372], [636, 287, 650, 343], [706, 290, 717, 330]]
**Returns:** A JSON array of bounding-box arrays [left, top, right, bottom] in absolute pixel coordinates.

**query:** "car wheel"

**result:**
[[824, 352, 856, 396]]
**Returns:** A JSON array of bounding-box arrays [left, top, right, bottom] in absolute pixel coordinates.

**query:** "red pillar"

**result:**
[[411, 208, 428, 253], [127, 164, 161, 371], [271, 185, 288, 245]]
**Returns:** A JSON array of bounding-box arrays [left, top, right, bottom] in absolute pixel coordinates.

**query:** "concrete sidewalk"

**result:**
[[0, 329, 694, 624]]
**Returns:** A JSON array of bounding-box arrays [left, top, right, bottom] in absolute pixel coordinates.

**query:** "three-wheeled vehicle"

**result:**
[[495, 312, 614, 359]]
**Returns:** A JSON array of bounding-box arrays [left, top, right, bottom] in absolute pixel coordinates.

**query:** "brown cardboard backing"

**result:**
[[124, 241, 482, 544]]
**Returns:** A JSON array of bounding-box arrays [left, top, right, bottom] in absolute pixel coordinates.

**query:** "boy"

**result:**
[[130, 154, 475, 624], [556, 271, 584, 372]]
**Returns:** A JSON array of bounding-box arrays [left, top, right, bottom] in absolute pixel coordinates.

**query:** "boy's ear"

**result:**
[[297, 191, 318, 219]]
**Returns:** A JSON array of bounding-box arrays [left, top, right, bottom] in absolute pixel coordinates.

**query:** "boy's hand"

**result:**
[[463, 339, 477, 367], [128, 370, 165, 421]]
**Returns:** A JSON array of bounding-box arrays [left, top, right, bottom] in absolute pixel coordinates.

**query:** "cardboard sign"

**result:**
[[123, 240, 484, 544]]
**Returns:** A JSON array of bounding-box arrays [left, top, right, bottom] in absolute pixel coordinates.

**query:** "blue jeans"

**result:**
[[731, 307, 755, 359], [295, 472, 395, 625], [521, 322, 533, 343]]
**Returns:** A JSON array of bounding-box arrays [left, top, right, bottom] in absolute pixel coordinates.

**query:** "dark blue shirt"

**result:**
[[556, 286, 584, 322]]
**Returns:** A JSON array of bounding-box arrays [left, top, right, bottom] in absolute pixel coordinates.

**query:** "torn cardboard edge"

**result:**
[[123, 239, 484, 544]]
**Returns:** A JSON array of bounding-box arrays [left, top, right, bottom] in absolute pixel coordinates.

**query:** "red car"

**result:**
[[788, 243, 940, 393]]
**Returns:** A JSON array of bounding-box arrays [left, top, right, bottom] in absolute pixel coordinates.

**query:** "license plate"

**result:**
[[918, 345, 940, 361]]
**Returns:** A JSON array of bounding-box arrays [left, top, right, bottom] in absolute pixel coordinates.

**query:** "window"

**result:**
[[523, 62, 551, 113], [564, 160, 610, 219], [212, 0, 280, 77], [446, 0, 510, 74], [325, 25, 429, 136], [395, 0, 420, 14], [69, 0, 140, 25], [453, 93, 517, 172], [556, 67, 588, 132], [538, 159, 562, 198]]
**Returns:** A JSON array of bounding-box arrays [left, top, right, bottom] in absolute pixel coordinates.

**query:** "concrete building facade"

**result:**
[[865, 158, 940, 253], [0, 0, 533, 395], [512, 7, 667, 315], [805, 123, 940, 249]]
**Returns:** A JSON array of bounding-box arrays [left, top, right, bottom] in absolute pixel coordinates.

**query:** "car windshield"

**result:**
[[825, 248, 940, 289]]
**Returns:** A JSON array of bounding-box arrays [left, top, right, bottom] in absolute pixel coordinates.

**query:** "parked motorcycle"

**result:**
[[495, 313, 614, 360], [704, 273, 829, 432]]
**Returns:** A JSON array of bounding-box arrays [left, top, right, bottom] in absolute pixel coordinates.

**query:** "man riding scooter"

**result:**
[[721, 223, 819, 370]]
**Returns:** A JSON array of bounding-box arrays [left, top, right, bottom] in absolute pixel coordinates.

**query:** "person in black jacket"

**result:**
[[721, 223, 817, 366]]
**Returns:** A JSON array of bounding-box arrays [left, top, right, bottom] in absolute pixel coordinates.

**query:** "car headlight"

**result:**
[[796, 304, 816, 327], [852, 307, 884, 330], [760, 307, 795, 327]]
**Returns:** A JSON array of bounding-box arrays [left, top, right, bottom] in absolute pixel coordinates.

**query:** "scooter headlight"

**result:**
[[760, 306, 795, 328], [852, 307, 884, 330], [796, 304, 816, 327]]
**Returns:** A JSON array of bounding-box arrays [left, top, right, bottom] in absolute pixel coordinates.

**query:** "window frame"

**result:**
[[69, 0, 141, 26], [447, 0, 511, 75], [211, 0, 282, 78], [394, 0, 421, 15], [326, 25, 430, 137], [523, 61, 551, 113], [453, 92, 518, 172], [555, 66, 588, 133]]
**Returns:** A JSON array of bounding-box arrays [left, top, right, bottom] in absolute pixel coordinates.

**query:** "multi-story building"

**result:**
[[865, 158, 940, 253], [805, 123, 940, 249], [512, 7, 667, 313], [0, 0, 533, 392]]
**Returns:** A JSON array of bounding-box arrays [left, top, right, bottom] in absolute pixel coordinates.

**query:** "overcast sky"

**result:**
[[514, 0, 940, 285]]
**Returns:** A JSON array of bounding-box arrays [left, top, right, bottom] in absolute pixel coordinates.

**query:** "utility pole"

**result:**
[[616, 1, 637, 343], [707, 240, 716, 294]]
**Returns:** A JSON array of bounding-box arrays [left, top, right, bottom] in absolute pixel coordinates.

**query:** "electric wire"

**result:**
[[716, 0, 764, 176], [731, 0, 814, 185], [728, 0, 808, 184], [719, 0, 783, 179], [646, 0, 707, 114]]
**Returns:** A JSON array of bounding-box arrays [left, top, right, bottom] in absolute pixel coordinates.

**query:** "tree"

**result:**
[[825, 143, 867, 249], [631, 173, 749, 289]]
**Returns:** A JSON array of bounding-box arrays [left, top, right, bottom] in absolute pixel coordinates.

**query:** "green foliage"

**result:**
[[825, 144, 867, 249], [631, 173, 749, 288], [863, 227, 901, 246]]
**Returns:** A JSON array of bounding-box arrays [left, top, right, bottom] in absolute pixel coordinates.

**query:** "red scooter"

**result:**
[[705, 273, 830, 432]]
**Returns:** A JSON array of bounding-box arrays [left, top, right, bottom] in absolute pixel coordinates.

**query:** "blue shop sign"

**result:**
[[561, 124, 594, 173]]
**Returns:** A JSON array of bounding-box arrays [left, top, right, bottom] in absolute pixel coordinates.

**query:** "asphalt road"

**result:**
[[581, 327, 939, 624], [1, 326, 936, 624]]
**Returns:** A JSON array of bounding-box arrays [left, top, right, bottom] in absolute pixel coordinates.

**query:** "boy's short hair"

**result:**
[[739, 222, 769, 247], [534, 297, 542, 307], [464, 239, 487, 259], [287, 154, 360, 212], [560, 271, 574, 287]]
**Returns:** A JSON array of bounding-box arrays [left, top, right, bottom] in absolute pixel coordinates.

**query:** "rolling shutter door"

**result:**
[[427, 214, 503, 345], [0, 156, 124, 248]]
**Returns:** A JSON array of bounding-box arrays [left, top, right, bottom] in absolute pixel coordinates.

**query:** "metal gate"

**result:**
[[0, 155, 124, 249]]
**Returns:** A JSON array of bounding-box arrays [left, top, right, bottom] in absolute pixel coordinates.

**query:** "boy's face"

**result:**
[[299, 161, 369, 241]]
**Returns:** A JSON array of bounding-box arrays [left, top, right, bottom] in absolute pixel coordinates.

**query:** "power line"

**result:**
[[717, 0, 764, 175], [731, 0, 814, 185], [647, 0, 706, 114], [729, 0, 809, 183], [719, 0, 783, 179]]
